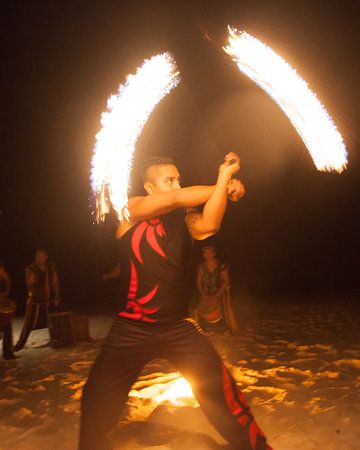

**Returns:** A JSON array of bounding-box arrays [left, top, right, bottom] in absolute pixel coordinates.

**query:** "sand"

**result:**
[[1, 293, 359, 449]]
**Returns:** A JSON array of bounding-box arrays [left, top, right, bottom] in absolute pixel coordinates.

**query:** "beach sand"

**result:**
[[1, 292, 359, 449]]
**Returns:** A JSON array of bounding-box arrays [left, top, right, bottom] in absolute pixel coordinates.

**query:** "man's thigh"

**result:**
[[160, 320, 222, 381]]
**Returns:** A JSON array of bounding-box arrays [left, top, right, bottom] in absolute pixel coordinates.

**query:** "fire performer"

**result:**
[[14, 249, 61, 351], [194, 245, 239, 335], [80, 152, 273, 450]]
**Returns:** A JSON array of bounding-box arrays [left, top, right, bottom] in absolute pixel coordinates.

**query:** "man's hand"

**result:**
[[219, 152, 240, 179], [227, 179, 245, 202]]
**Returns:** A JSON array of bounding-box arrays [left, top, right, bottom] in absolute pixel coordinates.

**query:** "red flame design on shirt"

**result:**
[[131, 218, 166, 264], [118, 218, 166, 322]]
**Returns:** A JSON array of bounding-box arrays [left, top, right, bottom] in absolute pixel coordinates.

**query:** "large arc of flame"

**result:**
[[91, 30, 347, 223], [90, 53, 180, 222], [223, 27, 348, 173]]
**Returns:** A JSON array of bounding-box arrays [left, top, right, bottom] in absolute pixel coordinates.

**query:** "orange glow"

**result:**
[[129, 373, 198, 408]]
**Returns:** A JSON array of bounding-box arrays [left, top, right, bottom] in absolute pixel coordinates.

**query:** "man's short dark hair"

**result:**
[[141, 156, 177, 183]]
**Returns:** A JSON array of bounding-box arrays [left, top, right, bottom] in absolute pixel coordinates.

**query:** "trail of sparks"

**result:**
[[91, 53, 180, 222], [224, 27, 348, 172]]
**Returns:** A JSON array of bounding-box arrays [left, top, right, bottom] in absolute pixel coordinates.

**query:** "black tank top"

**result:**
[[116, 209, 193, 324]]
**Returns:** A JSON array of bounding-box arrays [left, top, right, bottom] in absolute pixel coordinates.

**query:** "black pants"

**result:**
[[79, 319, 272, 450], [14, 300, 49, 351], [1, 321, 14, 358]]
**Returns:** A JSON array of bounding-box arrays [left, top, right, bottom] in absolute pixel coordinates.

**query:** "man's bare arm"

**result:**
[[186, 152, 244, 240], [216, 266, 230, 296], [25, 270, 36, 294], [196, 266, 206, 296], [127, 185, 215, 223], [115, 185, 215, 239]]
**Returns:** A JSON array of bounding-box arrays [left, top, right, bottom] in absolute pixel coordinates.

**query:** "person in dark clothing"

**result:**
[[79, 153, 273, 450], [194, 245, 239, 334], [0, 261, 16, 359], [14, 249, 61, 351]]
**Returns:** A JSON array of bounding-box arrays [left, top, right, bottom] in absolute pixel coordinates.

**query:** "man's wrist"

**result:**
[[217, 171, 232, 184]]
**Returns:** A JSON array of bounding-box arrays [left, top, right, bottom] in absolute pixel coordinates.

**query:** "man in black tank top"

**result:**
[[79, 153, 273, 450]]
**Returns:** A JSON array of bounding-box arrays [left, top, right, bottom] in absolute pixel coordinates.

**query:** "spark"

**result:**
[[224, 27, 348, 172], [91, 53, 180, 222]]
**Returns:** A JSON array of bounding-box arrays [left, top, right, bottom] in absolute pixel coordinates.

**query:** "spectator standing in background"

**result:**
[[14, 249, 60, 351], [194, 245, 239, 335]]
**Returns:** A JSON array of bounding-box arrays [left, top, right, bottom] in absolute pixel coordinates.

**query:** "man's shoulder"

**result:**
[[128, 195, 145, 203], [219, 261, 229, 271]]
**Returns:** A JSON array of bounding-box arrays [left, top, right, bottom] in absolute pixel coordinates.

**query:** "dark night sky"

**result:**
[[1, 0, 360, 308]]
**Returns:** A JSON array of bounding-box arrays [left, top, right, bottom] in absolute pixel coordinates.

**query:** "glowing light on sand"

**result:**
[[130, 373, 197, 408], [224, 27, 348, 172], [157, 377, 195, 405], [91, 53, 180, 222]]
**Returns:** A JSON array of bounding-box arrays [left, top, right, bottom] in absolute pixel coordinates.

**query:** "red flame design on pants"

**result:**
[[222, 365, 273, 449]]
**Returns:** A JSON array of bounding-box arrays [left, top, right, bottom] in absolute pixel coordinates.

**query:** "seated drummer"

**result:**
[[0, 260, 17, 360]]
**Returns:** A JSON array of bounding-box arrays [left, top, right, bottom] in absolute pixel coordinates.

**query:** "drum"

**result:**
[[73, 314, 91, 342], [200, 305, 223, 323], [0, 296, 16, 327], [48, 311, 76, 348], [197, 294, 223, 324]]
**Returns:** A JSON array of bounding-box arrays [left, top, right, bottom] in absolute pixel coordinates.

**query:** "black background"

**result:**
[[1, 0, 359, 310]]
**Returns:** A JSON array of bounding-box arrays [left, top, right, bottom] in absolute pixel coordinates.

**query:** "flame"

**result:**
[[129, 373, 198, 408], [91, 53, 180, 222], [224, 27, 348, 172], [157, 377, 195, 406]]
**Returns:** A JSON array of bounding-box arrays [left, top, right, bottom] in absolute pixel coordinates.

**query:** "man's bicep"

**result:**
[[185, 210, 215, 240], [25, 271, 36, 288], [128, 196, 160, 222]]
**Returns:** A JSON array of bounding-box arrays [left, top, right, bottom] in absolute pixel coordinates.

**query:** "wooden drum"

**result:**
[[48, 311, 76, 348], [73, 314, 91, 342], [0, 296, 16, 328]]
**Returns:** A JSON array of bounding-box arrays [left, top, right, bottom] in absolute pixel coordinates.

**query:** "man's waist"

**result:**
[[116, 307, 188, 326]]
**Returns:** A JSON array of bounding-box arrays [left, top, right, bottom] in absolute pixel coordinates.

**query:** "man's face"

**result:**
[[145, 164, 181, 194], [203, 247, 216, 261], [35, 250, 48, 265]]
